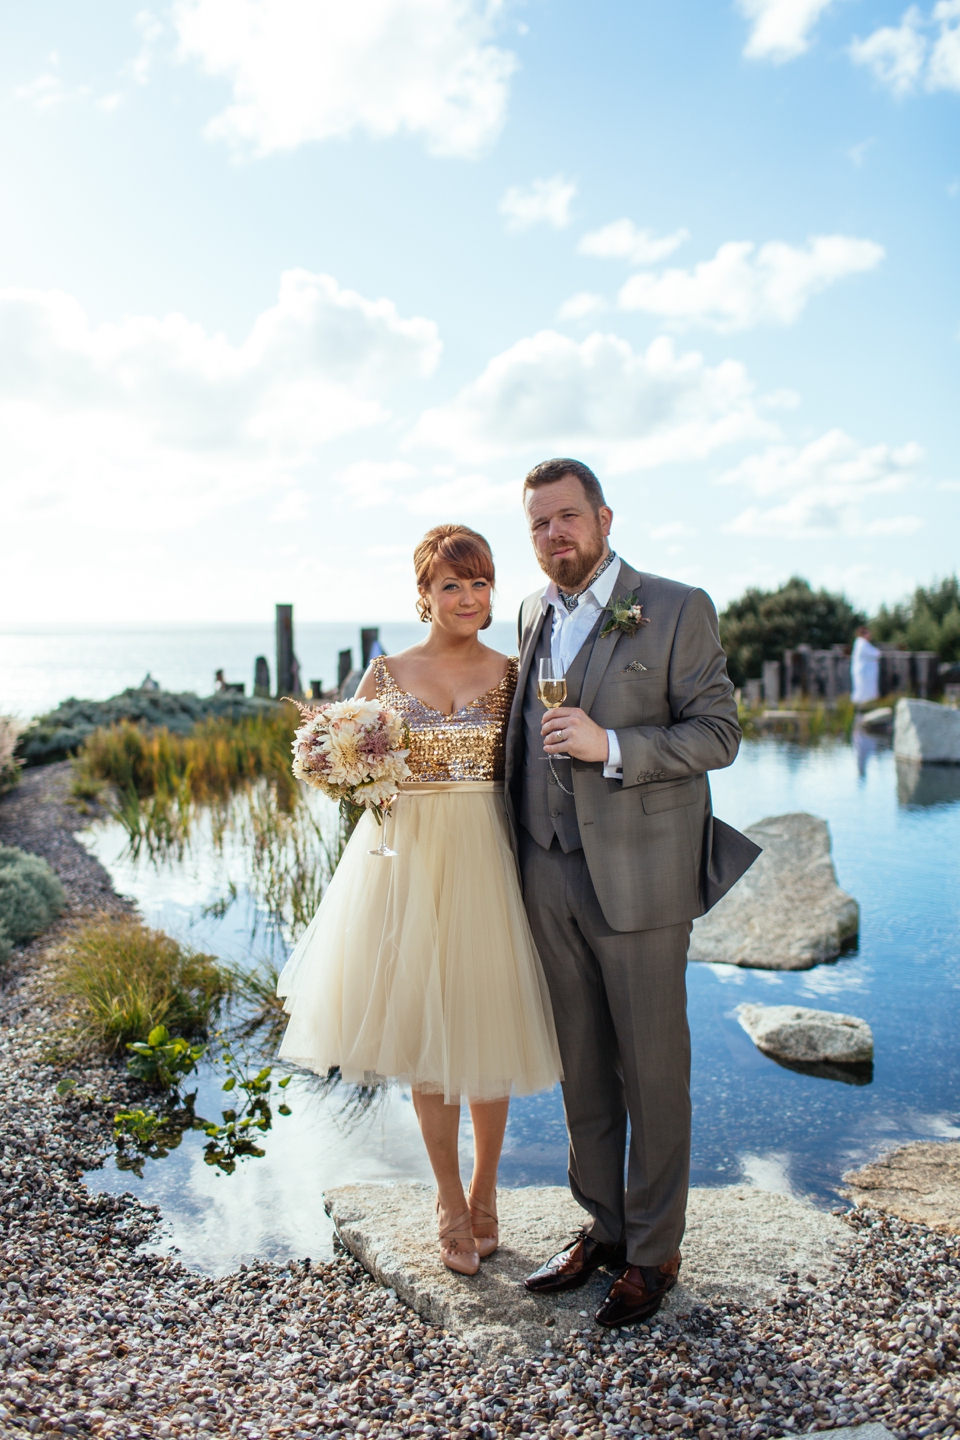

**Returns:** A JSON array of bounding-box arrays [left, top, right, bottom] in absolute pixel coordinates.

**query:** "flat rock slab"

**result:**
[[325, 1183, 850, 1357], [737, 1003, 874, 1064], [843, 1141, 960, 1234], [894, 697, 960, 764], [689, 812, 859, 970], [815, 1426, 895, 1440], [859, 708, 893, 731]]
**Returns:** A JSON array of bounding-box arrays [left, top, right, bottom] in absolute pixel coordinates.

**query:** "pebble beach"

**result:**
[[1, 765, 959, 1440]]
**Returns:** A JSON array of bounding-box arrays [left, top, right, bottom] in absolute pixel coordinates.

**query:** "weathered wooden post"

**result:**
[[309, 679, 323, 701], [253, 656, 270, 698], [762, 660, 781, 706], [276, 605, 294, 697], [338, 649, 353, 693], [913, 652, 938, 699], [361, 628, 381, 668], [795, 645, 812, 697]]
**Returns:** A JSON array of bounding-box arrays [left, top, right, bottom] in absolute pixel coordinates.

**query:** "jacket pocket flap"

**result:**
[[641, 778, 699, 814]]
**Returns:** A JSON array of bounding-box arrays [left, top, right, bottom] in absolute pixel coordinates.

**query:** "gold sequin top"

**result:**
[[373, 655, 518, 783]]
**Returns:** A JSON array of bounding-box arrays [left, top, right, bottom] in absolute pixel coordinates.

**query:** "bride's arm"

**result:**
[[354, 666, 377, 701]]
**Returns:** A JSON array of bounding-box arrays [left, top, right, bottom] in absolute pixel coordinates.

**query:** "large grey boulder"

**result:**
[[325, 1183, 850, 1357], [690, 813, 859, 970], [843, 1141, 960, 1234], [738, 1003, 874, 1064], [893, 697, 960, 764]]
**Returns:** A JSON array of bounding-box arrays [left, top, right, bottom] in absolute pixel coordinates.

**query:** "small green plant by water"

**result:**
[[125, 1024, 207, 1091], [113, 1032, 294, 1177]]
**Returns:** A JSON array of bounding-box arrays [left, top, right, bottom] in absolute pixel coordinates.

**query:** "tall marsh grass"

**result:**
[[52, 915, 233, 1054], [76, 706, 300, 810]]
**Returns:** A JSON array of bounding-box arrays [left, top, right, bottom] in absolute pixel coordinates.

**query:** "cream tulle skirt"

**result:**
[[276, 784, 562, 1103]]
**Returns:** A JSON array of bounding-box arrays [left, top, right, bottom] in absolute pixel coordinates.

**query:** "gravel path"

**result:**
[[1, 766, 958, 1439]]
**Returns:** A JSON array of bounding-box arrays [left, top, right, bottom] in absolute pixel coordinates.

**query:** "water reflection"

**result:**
[[80, 735, 960, 1270], [896, 759, 960, 808], [767, 1056, 874, 1087]]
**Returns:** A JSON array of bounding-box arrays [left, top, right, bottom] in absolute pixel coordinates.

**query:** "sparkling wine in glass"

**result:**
[[538, 658, 569, 758]]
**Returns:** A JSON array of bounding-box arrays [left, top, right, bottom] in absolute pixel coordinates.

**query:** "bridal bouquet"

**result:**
[[289, 698, 412, 823]]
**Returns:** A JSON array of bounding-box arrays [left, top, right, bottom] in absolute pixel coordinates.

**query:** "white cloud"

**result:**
[[407, 329, 778, 471], [404, 474, 519, 514], [851, 1, 960, 95], [557, 292, 607, 321], [0, 272, 440, 536], [578, 220, 689, 266], [337, 458, 419, 507], [929, 0, 960, 88], [850, 7, 928, 94], [738, 0, 835, 62], [14, 53, 92, 111], [617, 235, 884, 331], [172, 0, 517, 158], [499, 175, 577, 231], [719, 429, 924, 536]]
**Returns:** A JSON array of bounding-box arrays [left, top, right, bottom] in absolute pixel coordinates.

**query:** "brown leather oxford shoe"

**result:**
[[524, 1230, 627, 1295], [594, 1252, 682, 1328]]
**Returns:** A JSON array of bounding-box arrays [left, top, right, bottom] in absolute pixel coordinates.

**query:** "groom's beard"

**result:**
[[537, 527, 607, 591]]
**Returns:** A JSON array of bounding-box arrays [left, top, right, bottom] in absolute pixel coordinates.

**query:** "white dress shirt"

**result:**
[[539, 554, 623, 778]]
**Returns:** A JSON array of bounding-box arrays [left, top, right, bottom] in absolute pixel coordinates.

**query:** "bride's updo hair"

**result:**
[[414, 524, 495, 628]]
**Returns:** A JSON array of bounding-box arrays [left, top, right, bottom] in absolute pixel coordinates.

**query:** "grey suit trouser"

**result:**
[[519, 829, 692, 1266]]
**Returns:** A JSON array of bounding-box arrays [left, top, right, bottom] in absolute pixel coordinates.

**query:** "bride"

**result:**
[[276, 524, 561, 1276]]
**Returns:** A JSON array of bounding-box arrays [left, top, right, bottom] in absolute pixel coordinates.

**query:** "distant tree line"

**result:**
[[718, 575, 960, 687]]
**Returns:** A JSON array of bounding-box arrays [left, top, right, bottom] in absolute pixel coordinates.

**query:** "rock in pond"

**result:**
[[893, 697, 960, 763], [325, 1182, 850, 1357], [858, 706, 893, 731], [843, 1140, 960, 1234], [738, 1003, 874, 1064], [689, 812, 859, 970]]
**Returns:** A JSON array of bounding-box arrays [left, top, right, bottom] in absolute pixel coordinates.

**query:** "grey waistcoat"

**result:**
[[519, 609, 604, 853]]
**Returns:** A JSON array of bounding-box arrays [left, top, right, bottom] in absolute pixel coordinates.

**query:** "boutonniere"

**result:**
[[600, 592, 649, 638]]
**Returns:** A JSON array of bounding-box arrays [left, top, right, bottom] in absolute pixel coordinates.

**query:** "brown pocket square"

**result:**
[[622, 660, 648, 673]]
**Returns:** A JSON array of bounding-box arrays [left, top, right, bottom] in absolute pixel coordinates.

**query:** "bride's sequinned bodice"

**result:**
[[373, 655, 518, 783]]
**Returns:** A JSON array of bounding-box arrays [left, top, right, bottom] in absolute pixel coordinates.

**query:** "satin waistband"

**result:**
[[398, 781, 504, 794]]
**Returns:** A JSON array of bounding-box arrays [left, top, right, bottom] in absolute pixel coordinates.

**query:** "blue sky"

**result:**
[[1, 0, 957, 626]]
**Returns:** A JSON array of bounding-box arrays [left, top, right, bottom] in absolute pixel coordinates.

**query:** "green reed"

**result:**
[[51, 915, 233, 1056]]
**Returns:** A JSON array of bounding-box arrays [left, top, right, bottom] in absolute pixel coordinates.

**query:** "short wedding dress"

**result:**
[[276, 655, 562, 1103]]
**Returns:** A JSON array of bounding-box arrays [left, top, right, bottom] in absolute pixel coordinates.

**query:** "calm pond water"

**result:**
[[81, 733, 960, 1275]]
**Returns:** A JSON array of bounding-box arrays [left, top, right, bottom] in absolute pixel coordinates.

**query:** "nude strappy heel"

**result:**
[[467, 1189, 499, 1260], [436, 1198, 480, 1276]]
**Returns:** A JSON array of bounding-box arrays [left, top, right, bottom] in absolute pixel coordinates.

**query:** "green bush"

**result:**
[[870, 576, 960, 661], [18, 688, 281, 765], [0, 845, 66, 963], [719, 577, 866, 687], [0, 716, 24, 796]]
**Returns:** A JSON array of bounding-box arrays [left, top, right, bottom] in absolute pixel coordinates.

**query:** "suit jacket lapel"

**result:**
[[506, 596, 549, 780], [516, 595, 548, 701], [579, 563, 643, 716]]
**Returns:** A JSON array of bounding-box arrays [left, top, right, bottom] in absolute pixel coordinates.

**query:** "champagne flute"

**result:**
[[538, 657, 569, 759], [368, 802, 398, 857]]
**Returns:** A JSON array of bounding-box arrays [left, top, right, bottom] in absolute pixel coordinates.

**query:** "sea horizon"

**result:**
[[0, 620, 518, 720]]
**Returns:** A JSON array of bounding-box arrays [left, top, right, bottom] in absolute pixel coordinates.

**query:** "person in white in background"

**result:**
[[851, 626, 881, 705]]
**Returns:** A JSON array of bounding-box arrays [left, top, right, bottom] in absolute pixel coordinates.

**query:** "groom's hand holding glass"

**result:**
[[541, 704, 611, 763]]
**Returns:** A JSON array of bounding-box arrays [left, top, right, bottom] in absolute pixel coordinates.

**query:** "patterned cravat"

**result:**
[[556, 550, 617, 613]]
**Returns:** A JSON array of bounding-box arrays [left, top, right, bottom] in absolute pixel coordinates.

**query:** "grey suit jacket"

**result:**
[[505, 559, 754, 933]]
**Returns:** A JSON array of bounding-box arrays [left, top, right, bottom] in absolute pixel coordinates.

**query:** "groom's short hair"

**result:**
[[524, 458, 606, 513]]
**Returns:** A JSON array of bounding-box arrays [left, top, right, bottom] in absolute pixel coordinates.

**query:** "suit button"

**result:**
[[550, 809, 559, 817]]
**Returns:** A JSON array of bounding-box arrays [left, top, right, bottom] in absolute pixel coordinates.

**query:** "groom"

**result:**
[[505, 458, 749, 1329]]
